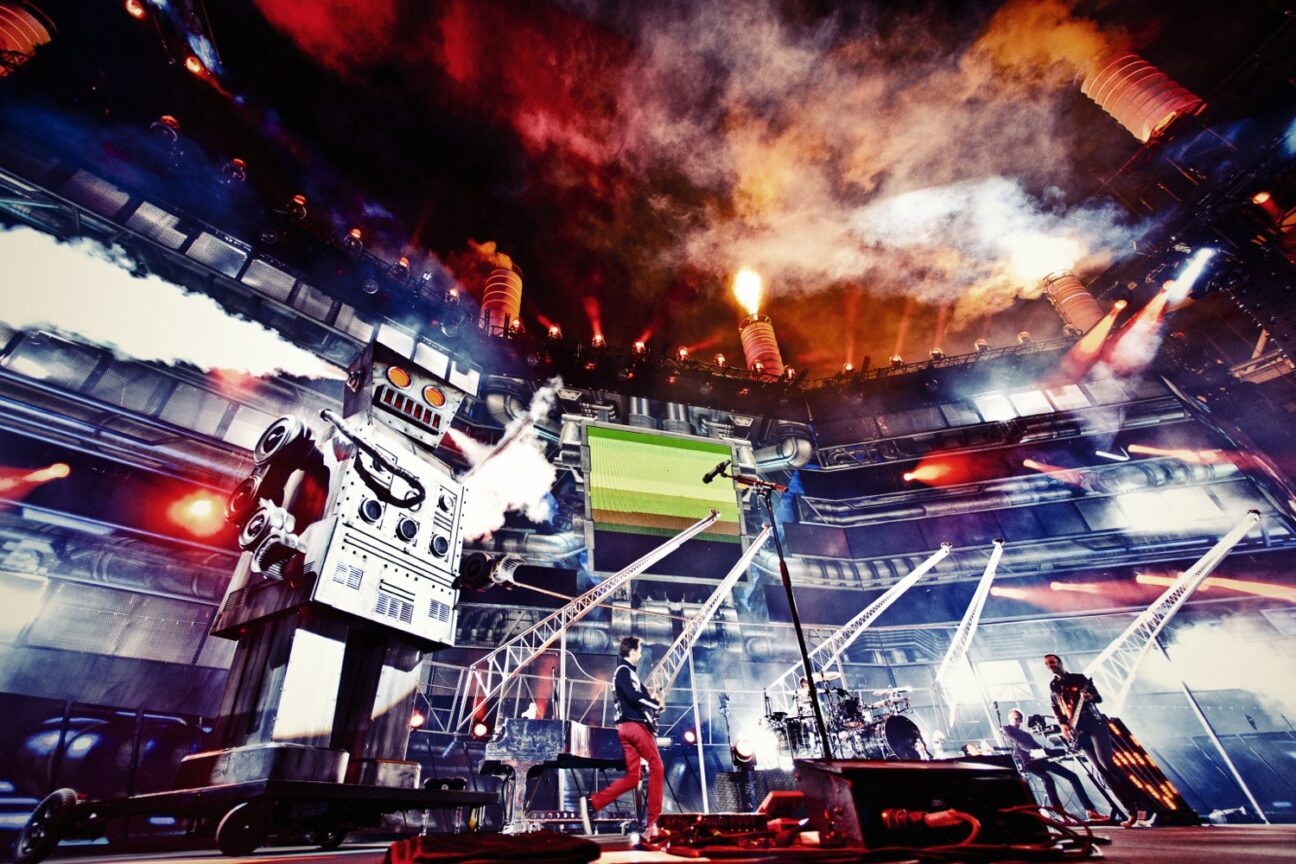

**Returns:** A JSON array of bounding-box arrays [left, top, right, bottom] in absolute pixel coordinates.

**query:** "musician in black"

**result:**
[[1044, 653, 1151, 827], [1003, 708, 1105, 821], [581, 637, 665, 840]]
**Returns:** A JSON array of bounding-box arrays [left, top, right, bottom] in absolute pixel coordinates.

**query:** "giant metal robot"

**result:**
[[182, 325, 479, 789]]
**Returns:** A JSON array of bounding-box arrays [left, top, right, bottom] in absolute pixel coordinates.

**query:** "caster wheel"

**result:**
[[16, 788, 77, 864], [307, 827, 346, 850], [216, 801, 271, 857]]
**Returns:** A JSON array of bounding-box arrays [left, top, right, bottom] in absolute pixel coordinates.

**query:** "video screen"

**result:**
[[585, 424, 744, 579]]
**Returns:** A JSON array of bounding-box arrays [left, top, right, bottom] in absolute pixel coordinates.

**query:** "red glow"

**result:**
[[167, 491, 226, 537], [1136, 573, 1296, 602], [0, 462, 73, 499], [1048, 300, 1123, 384], [903, 455, 976, 487], [590, 333, 606, 348], [676, 346, 689, 360], [583, 296, 602, 338], [1050, 580, 1105, 594], [184, 55, 205, 76], [714, 353, 726, 366], [1023, 459, 1086, 487], [409, 711, 426, 729], [1252, 191, 1271, 205], [471, 720, 491, 739], [124, 0, 146, 19], [989, 586, 1029, 599], [1128, 443, 1230, 464], [632, 339, 646, 355]]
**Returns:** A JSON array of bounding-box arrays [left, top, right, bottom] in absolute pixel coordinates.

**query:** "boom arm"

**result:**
[[934, 539, 1004, 728], [646, 526, 773, 697], [452, 509, 720, 731], [1084, 510, 1260, 712], [765, 542, 952, 709]]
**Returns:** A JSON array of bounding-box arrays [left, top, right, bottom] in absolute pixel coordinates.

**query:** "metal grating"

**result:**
[[185, 232, 248, 277], [376, 592, 414, 624], [193, 632, 236, 668], [22, 582, 132, 655], [125, 202, 188, 249], [2, 334, 101, 389], [241, 258, 296, 301], [224, 404, 276, 450], [60, 169, 130, 216], [289, 283, 335, 321], [332, 561, 364, 590], [334, 304, 373, 341], [114, 596, 211, 664], [86, 361, 166, 414], [158, 381, 230, 438], [428, 598, 451, 622]]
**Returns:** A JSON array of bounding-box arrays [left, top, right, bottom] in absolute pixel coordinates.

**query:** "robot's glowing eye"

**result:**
[[423, 386, 446, 408], [386, 366, 412, 388]]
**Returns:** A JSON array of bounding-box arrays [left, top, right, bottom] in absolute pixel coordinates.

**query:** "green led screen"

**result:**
[[586, 425, 743, 577]]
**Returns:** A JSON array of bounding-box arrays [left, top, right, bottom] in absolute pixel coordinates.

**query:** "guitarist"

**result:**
[[581, 637, 666, 841], [1044, 653, 1151, 827]]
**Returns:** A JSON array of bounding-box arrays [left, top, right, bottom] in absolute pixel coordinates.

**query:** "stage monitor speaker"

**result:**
[[713, 768, 797, 812], [795, 758, 1052, 848]]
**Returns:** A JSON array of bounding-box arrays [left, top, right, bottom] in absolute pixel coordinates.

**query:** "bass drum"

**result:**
[[858, 714, 928, 760]]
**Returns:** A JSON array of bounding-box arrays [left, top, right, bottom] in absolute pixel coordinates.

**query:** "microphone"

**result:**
[[702, 460, 730, 484]]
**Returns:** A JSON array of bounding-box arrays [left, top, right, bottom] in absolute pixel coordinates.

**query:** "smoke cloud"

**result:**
[[450, 378, 561, 540], [0, 227, 344, 380], [1142, 614, 1296, 720], [248, 0, 1148, 369]]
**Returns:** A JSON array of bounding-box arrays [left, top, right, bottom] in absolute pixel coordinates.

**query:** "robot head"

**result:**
[[343, 324, 479, 450]]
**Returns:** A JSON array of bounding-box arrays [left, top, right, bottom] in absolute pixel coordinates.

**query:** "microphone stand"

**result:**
[[726, 468, 834, 758]]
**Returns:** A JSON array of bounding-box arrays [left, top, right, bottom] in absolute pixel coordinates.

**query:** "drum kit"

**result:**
[[765, 675, 929, 761]]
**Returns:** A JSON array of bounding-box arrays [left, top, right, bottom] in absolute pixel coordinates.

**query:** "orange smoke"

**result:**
[[1135, 573, 1296, 603], [975, 0, 1114, 76], [469, 239, 515, 271], [733, 268, 762, 316]]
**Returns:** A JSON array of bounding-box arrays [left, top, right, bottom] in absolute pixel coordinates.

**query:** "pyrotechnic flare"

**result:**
[[734, 268, 785, 377]]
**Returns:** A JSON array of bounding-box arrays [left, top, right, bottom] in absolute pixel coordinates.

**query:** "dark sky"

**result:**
[[11, 0, 1286, 375]]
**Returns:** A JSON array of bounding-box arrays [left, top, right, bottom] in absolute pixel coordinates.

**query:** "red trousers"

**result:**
[[589, 721, 663, 827]]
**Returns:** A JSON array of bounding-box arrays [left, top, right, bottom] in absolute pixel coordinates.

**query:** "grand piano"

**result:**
[[482, 718, 627, 831]]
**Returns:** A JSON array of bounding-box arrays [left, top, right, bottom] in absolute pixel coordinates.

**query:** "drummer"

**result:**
[[796, 677, 813, 715]]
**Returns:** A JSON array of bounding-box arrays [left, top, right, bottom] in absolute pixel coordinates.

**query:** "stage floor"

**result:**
[[37, 825, 1296, 864]]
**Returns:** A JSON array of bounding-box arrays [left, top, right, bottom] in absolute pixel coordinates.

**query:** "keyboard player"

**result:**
[[1003, 708, 1107, 822]]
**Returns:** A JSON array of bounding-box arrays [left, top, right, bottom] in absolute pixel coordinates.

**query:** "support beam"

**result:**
[[934, 539, 1004, 729]]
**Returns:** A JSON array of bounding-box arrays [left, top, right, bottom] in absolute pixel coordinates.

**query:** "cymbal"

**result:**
[[812, 670, 842, 682], [871, 686, 911, 695]]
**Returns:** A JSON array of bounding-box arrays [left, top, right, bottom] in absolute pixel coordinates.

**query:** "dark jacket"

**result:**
[[1002, 723, 1044, 769], [613, 660, 661, 726], [1050, 671, 1103, 732]]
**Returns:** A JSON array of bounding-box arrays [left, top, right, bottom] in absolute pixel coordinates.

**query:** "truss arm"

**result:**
[[646, 526, 773, 697], [933, 539, 1004, 727], [452, 509, 720, 731], [1084, 509, 1260, 712], [766, 542, 952, 708]]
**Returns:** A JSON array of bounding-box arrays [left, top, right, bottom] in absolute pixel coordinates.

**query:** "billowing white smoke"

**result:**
[[450, 378, 560, 540], [1138, 614, 1296, 719], [0, 227, 344, 379]]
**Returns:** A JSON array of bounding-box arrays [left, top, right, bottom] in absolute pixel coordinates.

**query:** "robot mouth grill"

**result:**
[[375, 385, 442, 431]]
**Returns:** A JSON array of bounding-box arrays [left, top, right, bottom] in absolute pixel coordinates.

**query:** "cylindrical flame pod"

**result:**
[[1042, 271, 1105, 333], [1080, 52, 1205, 143], [479, 266, 523, 335], [739, 314, 785, 378]]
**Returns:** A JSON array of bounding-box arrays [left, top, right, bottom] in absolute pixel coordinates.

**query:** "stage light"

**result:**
[[974, 338, 989, 352], [184, 55, 205, 76], [288, 194, 308, 220], [1252, 191, 1271, 205], [168, 490, 226, 537], [391, 256, 410, 280], [990, 586, 1029, 599], [1136, 572, 1296, 602], [676, 346, 689, 361], [683, 728, 697, 745], [343, 227, 364, 254], [547, 325, 563, 341], [591, 334, 606, 349], [731, 738, 757, 767], [752, 360, 765, 374], [409, 711, 426, 729], [889, 355, 904, 367], [841, 362, 854, 374], [1049, 580, 1104, 594], [124, 0, 147, 19], [632, 340, 646, 357], [714, 353, 726, 366], [471, 720, 492, 740], [222, 158, 247, 185]]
